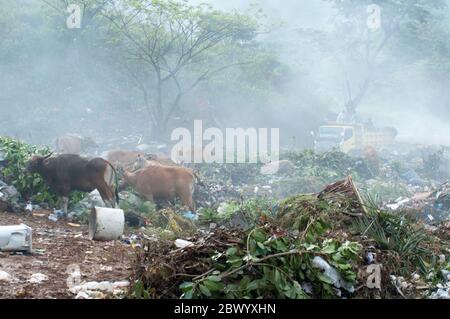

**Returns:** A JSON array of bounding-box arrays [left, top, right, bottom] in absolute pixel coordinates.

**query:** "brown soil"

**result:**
[[0, 211, 135, 299]]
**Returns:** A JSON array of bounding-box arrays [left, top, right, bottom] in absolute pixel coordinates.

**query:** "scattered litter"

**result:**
[[312, 256, 355, 293], [48, 209, 65, 222], [174, 239, 194, 249], [429, 288, 450, 299], [0, 224, 32, 252], [28, 273, 49, 284], [0, 185, 19, 200], [32, 212, 47, 217], [182, 211, 198, 221], [67, 222, 81, 227], [100, 265, 113, 271], [0, 270, 12, 282], [69, 280, 130, 299]]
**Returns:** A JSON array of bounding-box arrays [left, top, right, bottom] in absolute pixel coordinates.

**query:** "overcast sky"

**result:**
[[192, 0, 333, 27]]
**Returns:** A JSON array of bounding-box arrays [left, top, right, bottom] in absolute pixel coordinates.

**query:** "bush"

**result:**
[[199, 197, 277, 226], [180, 228, 361, 299], [282, 150, 374, 182], [0, 136, 85, 207], [0, 136, 56, 204]]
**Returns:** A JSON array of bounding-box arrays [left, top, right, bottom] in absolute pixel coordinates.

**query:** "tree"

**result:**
[[323, 0, 447, 115], [103, 0, 260, 139]]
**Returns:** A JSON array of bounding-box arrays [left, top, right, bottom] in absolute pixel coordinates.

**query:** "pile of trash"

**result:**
[[1, 136, 449, 299], [69, 280, 130, 299], [192, 150, 382, 208], [131, 222, 365, 299], [383, 180, 450, 223], [284, 150, 375, 181], [144, 208, 197, 240], [0, 180, 21, 212], [129, 176, 450, 299]]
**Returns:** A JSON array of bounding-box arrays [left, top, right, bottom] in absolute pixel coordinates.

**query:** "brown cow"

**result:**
[[122, 165, 197, 211], [107, 150, 144, 171], [132, 154, 178, 171], [26, 153, 119, 214], [363, 145, 380, 174], [55, 134, 98, 154]]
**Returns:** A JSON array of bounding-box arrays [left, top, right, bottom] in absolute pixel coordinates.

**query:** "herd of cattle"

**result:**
[[17, 134, 383, 218], [25, 135, 200, 215]]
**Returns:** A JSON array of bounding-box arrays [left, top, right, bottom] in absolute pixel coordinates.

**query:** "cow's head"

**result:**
[[26, 153, 52, 174], [132, 154, 147, 171]]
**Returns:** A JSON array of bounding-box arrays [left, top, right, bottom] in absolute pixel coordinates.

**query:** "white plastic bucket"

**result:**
[[89, 207, 124, 241], [0, 224, 32, 252]]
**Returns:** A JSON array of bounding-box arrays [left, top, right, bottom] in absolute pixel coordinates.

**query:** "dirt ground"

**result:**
[[0, 211, 135, 299]]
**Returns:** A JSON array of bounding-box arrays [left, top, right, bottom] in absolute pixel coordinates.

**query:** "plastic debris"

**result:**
[[28, 273, 49, 284], [48, 209, 65, 222], [429, 288, 450, 299], [0, 270, 12, 282], [69, 280, 130, 299], [0, 185, 19, 200], [174, 239, 194, 249], [312, 256, 355, 293], [182, 211, 198, 221], [0, 224, 32, 252]]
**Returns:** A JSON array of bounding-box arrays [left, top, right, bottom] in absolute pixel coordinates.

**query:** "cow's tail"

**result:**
[[105, 160, 120, 205]]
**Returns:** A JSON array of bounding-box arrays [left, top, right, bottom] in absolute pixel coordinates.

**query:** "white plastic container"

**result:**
[[89, 207, 124, 241], [0, 224, 32, 252]]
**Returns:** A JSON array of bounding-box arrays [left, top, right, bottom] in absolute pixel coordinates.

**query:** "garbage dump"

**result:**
[[2, 0, 450, 305], [129, 176, 450, 299], [1, 136, 449, 300]]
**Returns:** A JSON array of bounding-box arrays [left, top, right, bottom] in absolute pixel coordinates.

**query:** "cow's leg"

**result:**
[[96, 180, 116, 208], [185, 181, 196, 212], [179, 190, 195, 212], [185, 196, 195, 212], [102, 164, 118, 208], [56, 184, 71, 215], [60, 196, 69, 215]]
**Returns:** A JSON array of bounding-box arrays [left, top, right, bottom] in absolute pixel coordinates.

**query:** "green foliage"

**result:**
[[0, 136, 56, 204], [216, 202, 240, 220], [283, 150, 374, 182], [194, 162, 260, 185], [69, 191, 87, 208], [179, 225, 361, 299], [277, 194, 331, 235], [352, 208, 433, 275], [239, 197, 277, 219], [139, 201, 157, 218], [120, 196, 156, 219], [199, 197, 276, 225], [271, 176, 327, 198], [425, 258, 450, 289], [0, 137, 86, 207]]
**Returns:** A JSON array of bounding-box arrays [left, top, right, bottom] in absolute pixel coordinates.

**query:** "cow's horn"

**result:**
[[43, 152, 53, 159]]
